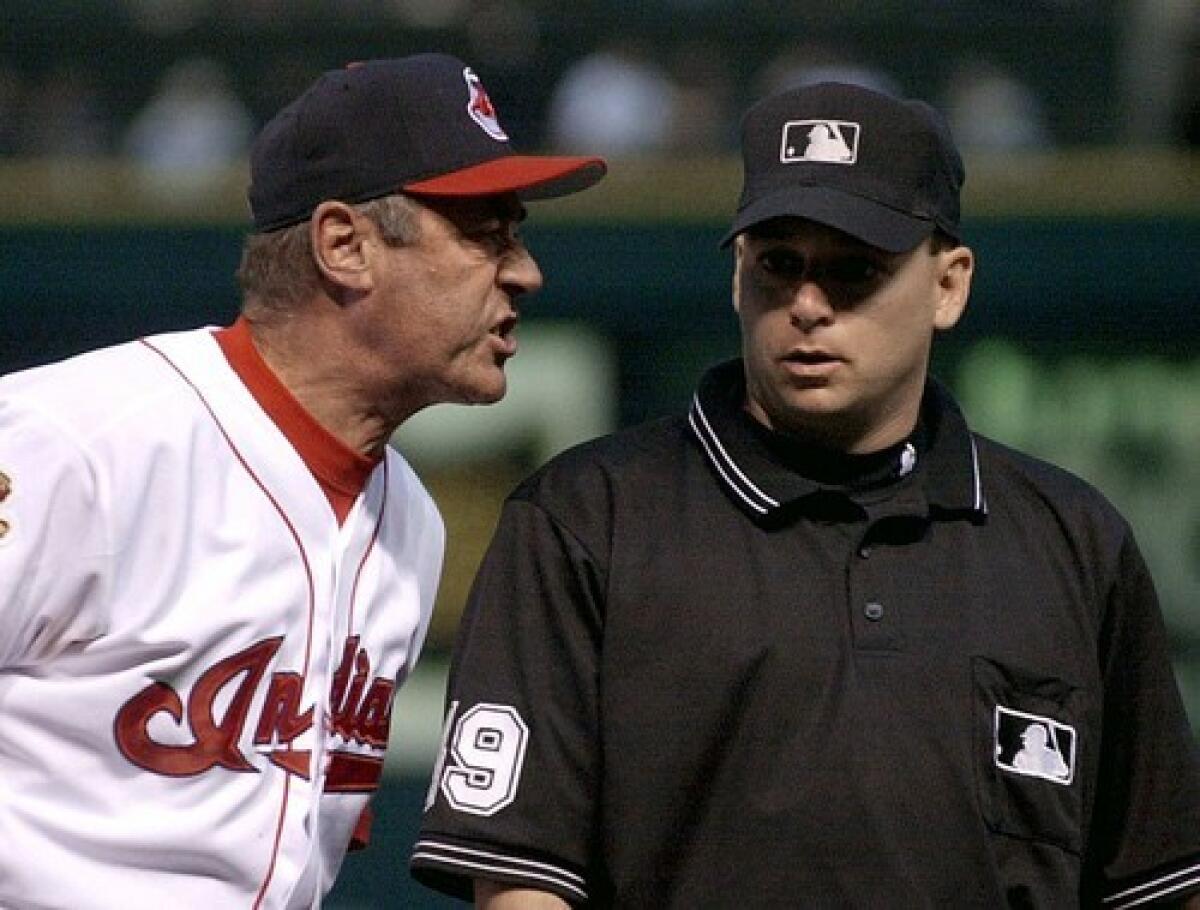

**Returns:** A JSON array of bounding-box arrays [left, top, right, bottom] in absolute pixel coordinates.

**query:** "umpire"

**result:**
[[410, 82, 1200, 908]]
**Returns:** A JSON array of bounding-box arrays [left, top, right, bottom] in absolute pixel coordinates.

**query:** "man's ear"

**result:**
[[310, 201, 375, 295], [731, 235, 745, 314], [933, 244, 974, 331]]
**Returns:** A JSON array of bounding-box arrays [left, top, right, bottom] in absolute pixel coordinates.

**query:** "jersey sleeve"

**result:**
[[0, 395, 111, 668], [410, 494, 604, 906], [1085, 529, 1200, 907]]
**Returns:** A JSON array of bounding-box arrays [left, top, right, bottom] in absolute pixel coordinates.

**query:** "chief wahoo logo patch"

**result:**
[[464, 67, 509, 142]]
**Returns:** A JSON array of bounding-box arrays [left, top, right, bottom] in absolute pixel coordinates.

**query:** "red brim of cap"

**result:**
[[404, 155, 607, 201]]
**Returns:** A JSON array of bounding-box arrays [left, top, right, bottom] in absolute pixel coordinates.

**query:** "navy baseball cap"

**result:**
[[722, 82, 964, 252], [248, 54, 607, 232]]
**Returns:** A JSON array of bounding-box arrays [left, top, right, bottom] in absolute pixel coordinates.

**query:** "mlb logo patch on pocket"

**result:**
[[994, 706, 1076, 786]]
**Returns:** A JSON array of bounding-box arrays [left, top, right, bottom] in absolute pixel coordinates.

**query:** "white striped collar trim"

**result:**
[[689, 376, 987, 518], [968, 435, 988, 514], [689, 393, 778, 515]]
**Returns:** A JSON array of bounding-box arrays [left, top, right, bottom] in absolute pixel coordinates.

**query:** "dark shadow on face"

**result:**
[[743, 217, 911, 311]]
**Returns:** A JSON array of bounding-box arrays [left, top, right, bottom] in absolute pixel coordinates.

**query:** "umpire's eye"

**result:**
[[819, 255, 887, 289], [759, 248, 807, 280]]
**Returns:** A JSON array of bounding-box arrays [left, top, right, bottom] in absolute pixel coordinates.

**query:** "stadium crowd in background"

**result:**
[[0, 1, 1198, 164]]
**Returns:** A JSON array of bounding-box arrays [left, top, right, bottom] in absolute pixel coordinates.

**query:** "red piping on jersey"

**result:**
[[217, 321, 395, 854], [214, 318, 379, 525], [346, 457, 387, 636], [139, 337, 316, 909], [342, 460, 387, 850]]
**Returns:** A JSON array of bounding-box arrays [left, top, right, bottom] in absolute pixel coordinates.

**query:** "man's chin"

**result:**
[[768, 389, 847, 425], [459, 375, 508, 406]]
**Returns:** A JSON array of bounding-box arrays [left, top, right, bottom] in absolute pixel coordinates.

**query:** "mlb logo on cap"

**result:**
[[780, 120, 860, 165]]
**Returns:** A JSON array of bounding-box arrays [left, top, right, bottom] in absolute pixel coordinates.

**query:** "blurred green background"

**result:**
[[2, 2, 1197, 905]]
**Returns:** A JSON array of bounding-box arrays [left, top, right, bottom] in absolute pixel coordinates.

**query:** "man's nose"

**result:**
[[502, 243, 544, 297], [788, 279, 834, 331]]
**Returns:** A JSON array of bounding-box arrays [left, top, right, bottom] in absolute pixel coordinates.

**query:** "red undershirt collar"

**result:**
[[213, 318, 379, 524]]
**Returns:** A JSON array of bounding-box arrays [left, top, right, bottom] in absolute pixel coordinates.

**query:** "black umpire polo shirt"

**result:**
[[412, 359, 1200, 908]]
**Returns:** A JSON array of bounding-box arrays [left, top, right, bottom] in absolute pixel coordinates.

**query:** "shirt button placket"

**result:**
[[849, 525, 903, 652]]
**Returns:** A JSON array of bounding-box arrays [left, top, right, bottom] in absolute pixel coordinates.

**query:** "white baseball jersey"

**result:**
[[0, 327, 445, 908]]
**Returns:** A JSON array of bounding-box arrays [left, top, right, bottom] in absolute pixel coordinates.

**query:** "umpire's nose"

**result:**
[[789, 279, 835, 332]]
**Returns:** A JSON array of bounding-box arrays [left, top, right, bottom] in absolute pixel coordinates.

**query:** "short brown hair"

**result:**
[[236, 193, 422, 311]]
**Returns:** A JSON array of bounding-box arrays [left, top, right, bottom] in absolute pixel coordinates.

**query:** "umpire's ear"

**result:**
[[730, 234, 745, 314], [309, 200, 375, 297], [932, 242, 974, 332]]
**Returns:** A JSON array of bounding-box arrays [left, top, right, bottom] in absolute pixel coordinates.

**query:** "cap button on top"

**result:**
[[864, 602, 885, 622]]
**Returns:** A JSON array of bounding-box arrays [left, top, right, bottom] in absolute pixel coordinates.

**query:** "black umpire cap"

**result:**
[[723, 81, 965, 252]]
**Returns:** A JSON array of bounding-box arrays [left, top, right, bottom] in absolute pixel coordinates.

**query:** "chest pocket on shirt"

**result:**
[[973, 656, 1086, 854]]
